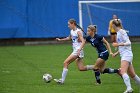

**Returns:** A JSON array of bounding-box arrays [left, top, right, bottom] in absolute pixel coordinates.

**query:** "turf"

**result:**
[[0, 43, 140, 93]]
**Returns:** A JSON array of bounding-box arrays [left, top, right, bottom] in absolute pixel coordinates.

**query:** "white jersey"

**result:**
[[70, 28, 84, 58], [117, 29, 133, 57], [70, 28, 83, 48]]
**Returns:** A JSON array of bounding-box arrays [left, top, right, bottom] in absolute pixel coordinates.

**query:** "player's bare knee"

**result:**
[[120, 69, 126, 75], [79, 68, 85, 71], [78, 66, 86, 71], [100, 69, 104, 73], [63, 61, 69, 67]]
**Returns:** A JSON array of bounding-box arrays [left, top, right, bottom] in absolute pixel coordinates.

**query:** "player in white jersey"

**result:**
[[70, 27, 84, 58], [54, 19, 96, 84], [112, 19, 140, 93]]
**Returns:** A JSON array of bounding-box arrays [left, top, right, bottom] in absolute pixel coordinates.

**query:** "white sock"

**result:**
[[122, 73, 132, 90], [61, 68, 68, 83], [133, 75, 140, 85], [86, 65, 94, 70]]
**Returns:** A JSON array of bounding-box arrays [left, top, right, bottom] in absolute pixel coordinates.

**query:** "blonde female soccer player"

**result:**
[[85, 25, 119, 84], [112, 19, 140, 93], [54, 19, 95, 84]]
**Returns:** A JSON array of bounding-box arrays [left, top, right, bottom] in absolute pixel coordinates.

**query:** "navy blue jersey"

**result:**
[[86, 34, 107, 53]]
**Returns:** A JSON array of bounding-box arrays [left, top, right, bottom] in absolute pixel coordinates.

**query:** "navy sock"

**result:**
[[103, 68, 118, 74], [94, 71, 101, 84]]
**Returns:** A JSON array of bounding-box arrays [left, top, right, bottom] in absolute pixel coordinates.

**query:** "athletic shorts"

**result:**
[[98, 50, 109, 61], [121, 56, 133, 64], [71, 47, 84, 58], [110, 32, 117, 35]]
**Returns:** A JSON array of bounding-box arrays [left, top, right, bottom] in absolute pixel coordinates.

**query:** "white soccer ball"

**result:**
[[43, 73, 52, 83]]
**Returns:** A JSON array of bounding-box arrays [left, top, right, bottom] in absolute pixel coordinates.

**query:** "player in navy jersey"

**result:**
[[85, 25, 119, 84]]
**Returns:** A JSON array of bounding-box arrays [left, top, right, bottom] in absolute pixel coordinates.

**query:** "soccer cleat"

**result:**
[[123, 88, 133, 93], [95, 82, 101, 85], [54, 79, 64, 84], [95, 79, 101, 85], [97, 79, 101, 83]]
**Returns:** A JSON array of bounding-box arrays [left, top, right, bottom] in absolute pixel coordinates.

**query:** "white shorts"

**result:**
[[71, 47, 84, 58], [121, 56, 133, 64]]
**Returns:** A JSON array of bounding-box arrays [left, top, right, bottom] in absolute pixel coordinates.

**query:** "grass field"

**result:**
[[0, 43, 140, 93]]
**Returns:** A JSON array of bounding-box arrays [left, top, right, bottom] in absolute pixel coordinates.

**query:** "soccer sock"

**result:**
[[94, 71, 101, 84], [133, 75, 140, 85], [61, 68, 68, 83], [103, 68, 118, 74], [86, 65, 94, 70], [122, 73, 132, 90]]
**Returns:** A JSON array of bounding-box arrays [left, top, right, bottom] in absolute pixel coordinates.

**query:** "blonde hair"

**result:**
[[112, 19, 122, 27], [88, 25, 97, 32]]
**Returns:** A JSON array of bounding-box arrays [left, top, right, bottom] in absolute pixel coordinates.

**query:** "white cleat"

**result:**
[[123, 88, 133, 93], [54, 79, 64, 84], [95, 82, 101, 86]]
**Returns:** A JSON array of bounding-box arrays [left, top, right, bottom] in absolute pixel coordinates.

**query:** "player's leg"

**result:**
[[111, 34, 117, 43], [93, 52, 109, 84], [93, 58, 105, 84], [54, 54, 78, 84], [76, 58, 94, 71], [103, 68, 119, 74], [121, 60, 133, 93], [128, 64, 140, 85], [114, 34, 117, 42], [94, 58, 105, 72], [98, 52, 119, 74], [62, 54, 78, 83], [75, 48, 94, 71], [94, 58, 119, 84]]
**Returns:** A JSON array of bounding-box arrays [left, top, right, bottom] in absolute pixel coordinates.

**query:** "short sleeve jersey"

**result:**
[[86, 34, 107, 53]]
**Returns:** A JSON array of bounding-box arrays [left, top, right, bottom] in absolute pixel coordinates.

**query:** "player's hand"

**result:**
[[110, 52, 113, 56], [112, 42, 118, 47], [108, 31, 110, 36], [112, 53, 117, 58], [56, 38, 61, 41]]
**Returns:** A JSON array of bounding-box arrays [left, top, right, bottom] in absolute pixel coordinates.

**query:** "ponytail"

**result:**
[[76, 24, 86, 35], [68, 18, 86, 35]]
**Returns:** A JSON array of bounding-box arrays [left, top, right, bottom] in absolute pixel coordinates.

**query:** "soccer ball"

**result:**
[[43, 73, 52, 83]]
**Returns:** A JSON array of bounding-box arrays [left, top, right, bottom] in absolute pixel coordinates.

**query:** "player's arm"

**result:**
[[112, 34, 131, 47], [112, 51, 119, 57], [102, 37, 113, 55], [108, 21, 111, 35], [108, 21, 111, 31], [112, 42, 130, 47], [56, 35, 71, 41], [77, 31, 85, 51]]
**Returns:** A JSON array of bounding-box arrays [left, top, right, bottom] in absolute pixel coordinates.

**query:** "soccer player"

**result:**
[[85, 25, 119, 84], [108, 15, 123, 43], [54, 19, 96, 84], [112, 19, 140, 93]]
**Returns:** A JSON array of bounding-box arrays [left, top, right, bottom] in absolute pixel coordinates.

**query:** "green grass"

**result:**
[[0, 43, 140, 93]]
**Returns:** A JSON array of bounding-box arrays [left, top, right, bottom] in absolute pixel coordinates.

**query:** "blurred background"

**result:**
[[0, 0, 140, 45]]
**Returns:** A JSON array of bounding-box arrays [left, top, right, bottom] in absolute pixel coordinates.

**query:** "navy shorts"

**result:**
[[98, 51, 109, 61]]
